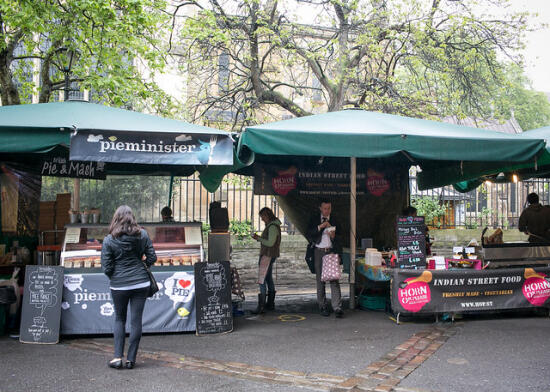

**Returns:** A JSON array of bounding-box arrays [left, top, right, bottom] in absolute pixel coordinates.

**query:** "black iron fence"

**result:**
[[41, 174, 550, 231], [409, 176, 550, 229]]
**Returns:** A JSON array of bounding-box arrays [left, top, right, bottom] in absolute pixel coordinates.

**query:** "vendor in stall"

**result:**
[[161, 206, 175, 222], [518, 193, 550, 243]]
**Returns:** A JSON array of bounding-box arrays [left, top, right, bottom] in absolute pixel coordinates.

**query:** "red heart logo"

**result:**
[[272, 173, 297, 196], [367, 174, 390, 197], [178, 279, 191, 288]]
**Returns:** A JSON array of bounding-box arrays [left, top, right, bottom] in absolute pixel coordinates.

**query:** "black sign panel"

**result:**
[[40, 155, 106, 179], [253, 164, 396, 197], [70, 130, 233, 166], [396, 216, 426, 269], [20, 266, 64, 344], [61, 269, 196, 334], [392, 267, 550, 314], [194, 261, 233, 335]]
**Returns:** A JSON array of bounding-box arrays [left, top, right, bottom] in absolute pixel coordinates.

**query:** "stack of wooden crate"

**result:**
[[39, 201, 56, 245], [55, 193, 71, 230], [38, 193, 72, 245]]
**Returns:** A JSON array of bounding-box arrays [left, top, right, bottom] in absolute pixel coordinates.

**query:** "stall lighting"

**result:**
[[484, 180, 492, 185], [512, 174, 519, 183]]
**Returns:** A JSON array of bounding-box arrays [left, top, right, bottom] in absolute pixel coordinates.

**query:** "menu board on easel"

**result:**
[[194, 261, 233, 335], [20, 265, 64, 344], [396, 216, 426, 269]]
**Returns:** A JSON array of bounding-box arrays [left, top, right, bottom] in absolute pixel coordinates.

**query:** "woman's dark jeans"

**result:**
[[259, 256, 276, 295], [110, 287, 148, 362]]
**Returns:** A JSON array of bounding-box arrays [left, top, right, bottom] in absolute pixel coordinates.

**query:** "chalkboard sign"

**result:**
[[194, 261, 233, 335], [20, 265, 64, 344], [396, 216, 426, 269]]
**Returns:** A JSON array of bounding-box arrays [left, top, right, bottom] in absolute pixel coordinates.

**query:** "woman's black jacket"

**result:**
[[101, 228, 157, 288]]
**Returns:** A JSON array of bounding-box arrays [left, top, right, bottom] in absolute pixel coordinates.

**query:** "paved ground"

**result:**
[[1, 304, 549, 392]]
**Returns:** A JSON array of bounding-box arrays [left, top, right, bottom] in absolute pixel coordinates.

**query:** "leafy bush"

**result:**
[[411, 197, 447, 227], [229, 219, 253, 244]]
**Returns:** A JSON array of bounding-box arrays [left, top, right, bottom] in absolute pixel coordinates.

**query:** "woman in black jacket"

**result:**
[[101, 205, 157, 369]]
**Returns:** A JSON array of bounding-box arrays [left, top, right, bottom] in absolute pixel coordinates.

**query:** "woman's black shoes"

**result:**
[[108, 358, 135, 369], [108, 358, 122, 369]]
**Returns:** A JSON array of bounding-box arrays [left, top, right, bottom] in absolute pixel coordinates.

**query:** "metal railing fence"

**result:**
[[41, 174, 550, 231]]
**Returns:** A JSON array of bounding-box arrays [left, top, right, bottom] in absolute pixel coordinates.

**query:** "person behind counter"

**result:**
[[161, 206, 175, 222], [101, 205, 157, 370], [251, 207, 281, 314], [518, 193, 550, 243], [307, 199, 343, 318]]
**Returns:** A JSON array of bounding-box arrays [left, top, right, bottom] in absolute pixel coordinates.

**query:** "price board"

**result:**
[[194, 261, 233, 335], [396, 216, 426, 269]]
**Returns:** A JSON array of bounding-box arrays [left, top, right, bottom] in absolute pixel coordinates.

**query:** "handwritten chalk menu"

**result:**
[[20, 265, 64, 344], [40, 155, 106, 179], [396, 216, 426, 269], [194, 261, 233, 335]]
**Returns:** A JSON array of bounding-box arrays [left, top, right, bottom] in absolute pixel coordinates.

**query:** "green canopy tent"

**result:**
[[447, 126, 550, 193], [0, 101, 242, 239], [235, 109, 546, 308]]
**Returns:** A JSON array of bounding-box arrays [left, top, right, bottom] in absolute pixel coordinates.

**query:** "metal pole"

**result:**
[[73, 178, 80, 212], [168, 175, 174, 209], [349, 157, 356, 309]]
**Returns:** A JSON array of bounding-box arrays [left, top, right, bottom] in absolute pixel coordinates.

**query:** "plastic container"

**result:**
[[359, 294, 387, 311], [365, 249, 383, 266]]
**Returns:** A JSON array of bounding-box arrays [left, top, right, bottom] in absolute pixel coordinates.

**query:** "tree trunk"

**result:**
[[0, 51, 21, 105]]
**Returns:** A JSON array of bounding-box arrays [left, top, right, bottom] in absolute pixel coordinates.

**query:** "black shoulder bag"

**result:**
[[305, 242, 316, 274], [141, 259, 159, 297]]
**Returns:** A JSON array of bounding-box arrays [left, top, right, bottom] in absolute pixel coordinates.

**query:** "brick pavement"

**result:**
[[67, 323, 457, 392], [330, 325, 458, 392]]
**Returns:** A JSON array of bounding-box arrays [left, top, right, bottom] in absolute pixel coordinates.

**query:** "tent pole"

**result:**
[[73, 178, 80, 212], [349, 157, 356, 309], [168, 175, 174, 208]]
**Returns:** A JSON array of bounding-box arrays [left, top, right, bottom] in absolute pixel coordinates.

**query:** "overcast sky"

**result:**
[[510, 0, 550, 91]]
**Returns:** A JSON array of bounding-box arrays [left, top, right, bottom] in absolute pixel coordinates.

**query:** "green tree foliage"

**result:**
[[411, 196, 447, 227], [493, 64, 550, 131], [172, 0, 530, 127], [0, 0, 175, 113]]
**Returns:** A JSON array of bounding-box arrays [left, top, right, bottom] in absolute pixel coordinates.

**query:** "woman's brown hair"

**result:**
[[109, 205, 141, 238], [259, 207, 276, 223]]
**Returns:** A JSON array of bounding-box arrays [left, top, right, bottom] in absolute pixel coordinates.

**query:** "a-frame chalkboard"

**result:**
[[194, 261, 233, 335], [20, 265, 64, 344]]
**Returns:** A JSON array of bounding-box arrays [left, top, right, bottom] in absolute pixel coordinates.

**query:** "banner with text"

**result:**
[[61, 269, 195, 334], [70, 130, 233, 166], [40, 155, 106, 179], [253, 164, 395, 197], [391, 267, 550, 314]]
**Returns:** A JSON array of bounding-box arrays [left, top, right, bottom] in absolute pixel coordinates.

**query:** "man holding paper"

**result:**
[[306, 200, 343, 318]]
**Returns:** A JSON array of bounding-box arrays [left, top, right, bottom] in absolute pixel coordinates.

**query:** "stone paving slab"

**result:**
[[66, 323, 454, 392], [398, 313, 550, 392]]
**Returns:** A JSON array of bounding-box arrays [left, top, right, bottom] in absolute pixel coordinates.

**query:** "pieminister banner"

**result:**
[[61, 269, 196, 334], [70, 130, 233, 166], [391, 267, 550, 314]]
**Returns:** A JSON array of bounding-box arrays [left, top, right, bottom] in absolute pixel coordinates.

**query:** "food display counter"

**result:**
[[60, 222, 203, 334]]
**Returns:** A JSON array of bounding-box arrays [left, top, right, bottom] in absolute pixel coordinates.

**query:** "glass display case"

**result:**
[[60, 222, 204, 268]]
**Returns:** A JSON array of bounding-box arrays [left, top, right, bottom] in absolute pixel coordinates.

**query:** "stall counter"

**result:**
[[391, 267, 550, 319], [62, 266, 196, 334], [60, 222, 203, 334]]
